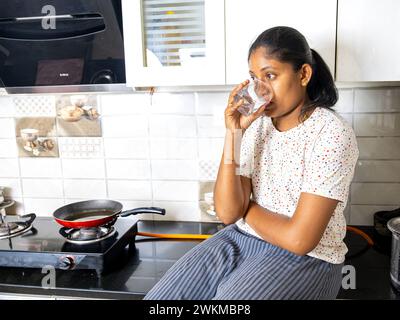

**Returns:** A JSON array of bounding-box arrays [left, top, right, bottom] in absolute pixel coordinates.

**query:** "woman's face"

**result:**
[[248, 47, 310, 118]]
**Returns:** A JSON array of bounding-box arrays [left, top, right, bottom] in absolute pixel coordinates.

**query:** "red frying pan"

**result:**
[[53, 199, 165, 228]]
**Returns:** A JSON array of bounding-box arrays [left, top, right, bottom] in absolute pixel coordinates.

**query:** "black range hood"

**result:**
[[0, 0, 132, 94]]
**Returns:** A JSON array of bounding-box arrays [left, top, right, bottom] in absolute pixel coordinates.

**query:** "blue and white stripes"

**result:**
[[144, 224, 343, 300]]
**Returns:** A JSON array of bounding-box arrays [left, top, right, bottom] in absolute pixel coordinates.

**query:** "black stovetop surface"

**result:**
[[0, 216, 138, 254], [0, 220, 399, 300]]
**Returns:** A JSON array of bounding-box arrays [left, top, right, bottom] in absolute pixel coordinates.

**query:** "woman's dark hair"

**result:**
[[248, 26, 338, 122]]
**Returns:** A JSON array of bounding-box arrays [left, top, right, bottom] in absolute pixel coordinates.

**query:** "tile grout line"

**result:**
[[8, 98, 26, 215], [194, 92, 203, 222], [98, 95, 110, 201], [55, 95, 67, 207], [145, 92, 155, 221]]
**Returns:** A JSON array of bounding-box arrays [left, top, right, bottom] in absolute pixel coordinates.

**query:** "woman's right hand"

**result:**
[[225, 80, 268, 131]]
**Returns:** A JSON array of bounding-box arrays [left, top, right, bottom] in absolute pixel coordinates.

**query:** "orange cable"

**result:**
[[136, 231, 212, 240], [346, 226, 374, 246], [137, 227, 374, 246]]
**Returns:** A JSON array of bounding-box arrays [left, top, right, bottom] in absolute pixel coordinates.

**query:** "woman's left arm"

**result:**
[[244, 193, 339, 256]]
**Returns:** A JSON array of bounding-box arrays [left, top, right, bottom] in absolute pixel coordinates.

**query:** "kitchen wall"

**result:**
[[0, 86, 400, 225]]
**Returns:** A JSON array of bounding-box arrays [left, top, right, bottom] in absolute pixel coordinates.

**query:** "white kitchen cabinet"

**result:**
[[225, 0, 337, 85], [336, 0, 400, 81], [122, 0, 225, 87]]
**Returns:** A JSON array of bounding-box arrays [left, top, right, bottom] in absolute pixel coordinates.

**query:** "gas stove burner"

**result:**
[[0, 222, 19, 233], [0, 213, 36, 240], [0, 217, 139, 274], [0, 222, 33, 239], [60, 226, 116, 244]]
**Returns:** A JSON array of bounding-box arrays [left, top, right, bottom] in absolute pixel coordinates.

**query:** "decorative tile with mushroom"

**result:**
[[14, 94, 102, 157]]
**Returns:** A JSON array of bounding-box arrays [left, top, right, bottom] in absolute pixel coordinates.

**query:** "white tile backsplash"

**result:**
[[63, 179, 107, 199], [107, 180, 152, 200], [23, 198, 65, 217], [22, 179, 64, 198], [351, 182, 400, 205], [20, 158, 62, 178], [0, 139, 17, 158], [350, 205, 400, 226], [0, 159, 19, 177], [62, 159, 106, 179], [334, 89, 354, 113], [115, 199, 153, 211], [354, 88, 400, 113], [198, 138, 224, 160], [197, 115, 226, 138], [101, 93, 150, 115], [151, 93, 195, 114], [152, 181, 198, 201], [354, 160, 400, 182], [195, 92, 229, 115], [149, 115, 197, 137], [115, 200, 155, 221], [152, 201, 201, 222], [0, 97, 15, 117], [357, 137, 400, 159], [103, 138, 149, 159], [1, 88, 400, 225], [106, 159, 151, 180], [115, 199, 154, 210], [102, 115, 148, 137], [0, 118, 15, 138], [337, 113, 353, 126], [354, 113, 400, 136], [150, 138, 197, 159], [151, 160, 198, 180]]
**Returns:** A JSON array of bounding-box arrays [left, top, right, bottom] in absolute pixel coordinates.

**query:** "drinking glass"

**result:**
[[234, 79, 273, 116]]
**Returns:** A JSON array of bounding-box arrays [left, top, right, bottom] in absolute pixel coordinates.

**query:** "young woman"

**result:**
[[144, 26, 359, 300]]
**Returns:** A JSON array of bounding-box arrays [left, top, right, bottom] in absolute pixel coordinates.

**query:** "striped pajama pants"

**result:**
[[144, 224, 343, 300]]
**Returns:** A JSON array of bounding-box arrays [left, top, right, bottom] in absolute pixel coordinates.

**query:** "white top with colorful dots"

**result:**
[[236, 106, 359, 264]]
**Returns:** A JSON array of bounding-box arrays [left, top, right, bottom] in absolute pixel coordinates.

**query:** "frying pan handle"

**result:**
[[120, 207, 166, 217]]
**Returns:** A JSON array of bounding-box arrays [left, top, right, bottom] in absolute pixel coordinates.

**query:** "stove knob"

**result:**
[[59, 256, 76, 270]]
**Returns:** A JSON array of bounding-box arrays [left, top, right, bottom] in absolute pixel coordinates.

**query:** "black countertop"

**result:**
[[0, 220, 399, 300]]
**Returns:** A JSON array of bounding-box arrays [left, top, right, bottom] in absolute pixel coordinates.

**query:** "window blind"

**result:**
[[142, 0, 206, 66]]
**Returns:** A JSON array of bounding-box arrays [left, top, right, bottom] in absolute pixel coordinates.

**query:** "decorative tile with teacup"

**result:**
[[13, 95, 101, 157]]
